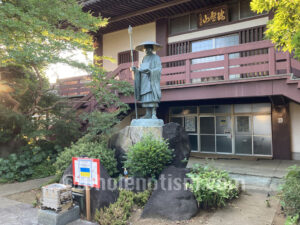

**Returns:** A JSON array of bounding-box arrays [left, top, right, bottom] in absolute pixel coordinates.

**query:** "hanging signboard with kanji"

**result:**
[[198, 5, 228, 28], [72, 157, 100, 188]]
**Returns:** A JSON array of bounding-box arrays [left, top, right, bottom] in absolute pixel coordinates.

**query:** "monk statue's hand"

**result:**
[[141, 69, 150, 74], [131, 66, 137, 72]]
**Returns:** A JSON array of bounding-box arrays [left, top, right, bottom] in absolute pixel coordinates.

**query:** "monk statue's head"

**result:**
[[144, 44, 154, 55]]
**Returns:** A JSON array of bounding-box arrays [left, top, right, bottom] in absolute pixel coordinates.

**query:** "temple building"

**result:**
[[59, 0, 300, 160]]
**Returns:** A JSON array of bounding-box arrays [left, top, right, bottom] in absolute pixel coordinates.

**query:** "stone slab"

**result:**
[[38, 206, 80, 225], [112, 125, 163, 154], [130, 118, 164, 127]]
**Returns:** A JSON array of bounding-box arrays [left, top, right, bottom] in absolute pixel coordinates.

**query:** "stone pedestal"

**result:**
[[38, 205, 80, 225], [109, 119, 164, 171], [112, 119, 164, 153]]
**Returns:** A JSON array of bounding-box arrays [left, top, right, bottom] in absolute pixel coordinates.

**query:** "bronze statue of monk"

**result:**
[[132, 41, 162, 119]]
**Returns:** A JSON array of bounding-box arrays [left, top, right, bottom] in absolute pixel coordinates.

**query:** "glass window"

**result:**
[[185, 116, 197, 133], [228, 2, 239, 21], [234, 104, 252, 113], [189, 135, 198, 151], [236, 116, 251, 134], [183, 106, 197, 114], [216, 116, 231, 134], [240, 0, 257, 19], [215, 105, 231, 114], [190, 13, 198, 30], [252, 103, 271, 113], [200, 117, 215, 134], [199, 106, 214, 113], [170, 117, 183, 127], [200, 135, 215, 152], [235, 136, 252, 154], [253, 115, 271, 135], [215, 34, 239, 48], [191, 39, 213, 52], [170, 15, 190, 35], [170, 107, 183, 115], [217, 136, 232, 153], [253, 136, 272, 155]]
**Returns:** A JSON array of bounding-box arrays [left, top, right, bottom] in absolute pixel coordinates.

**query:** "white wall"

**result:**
[[103, 23, 156, 72], [168, 16, 269, 43], [290, 102, 300, 160]]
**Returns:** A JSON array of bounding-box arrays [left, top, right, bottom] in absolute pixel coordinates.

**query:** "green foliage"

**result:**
[[0, 0, 107, 67], [133, 188, 152, 207], [95, 189, 151, 225], [88, 69, 133, 113], [250, 0, 300, 59], [95, 190, 135, 225], [124, 134, 173, 178], [285, 214, 299, 225], [0, 146, 56, 182], [55, 138, 118, 177], [280, 165, 300, 221], [186, 165, 239, 209]]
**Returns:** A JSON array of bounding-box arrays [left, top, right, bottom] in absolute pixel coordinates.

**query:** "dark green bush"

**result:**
[[186, 165, 239, 209], [124, 134, 173, 178], [0, 145, 56, 182], [54, 139, 118, 177], [280, 165, 300, 223], [95, 190, 134, 225]]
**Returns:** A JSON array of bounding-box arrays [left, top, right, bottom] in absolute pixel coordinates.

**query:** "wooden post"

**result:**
[[86, 186, 91, 221], [185, 58, 191, 84], [268, 47, 276, 75], [224, 53, 229, 80]]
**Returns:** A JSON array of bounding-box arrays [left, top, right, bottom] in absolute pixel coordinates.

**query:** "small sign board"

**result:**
[[198, 5, 228, 28], [72, 157, 100, 188]]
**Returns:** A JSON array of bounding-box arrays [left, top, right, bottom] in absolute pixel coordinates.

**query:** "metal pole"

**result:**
[[128, 25, 138, 119]]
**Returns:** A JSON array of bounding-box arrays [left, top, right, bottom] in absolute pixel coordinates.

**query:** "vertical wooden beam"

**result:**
[[185, 59, 191, 84], [268, 47, 276, 75], [86, 186, 91, 221], [224, 53, 229, 80], [156, 18, 168, 57], [271, 102, 291, 159]]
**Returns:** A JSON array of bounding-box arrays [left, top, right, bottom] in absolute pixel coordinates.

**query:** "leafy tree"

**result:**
[[0, 0, 108, 114], [250, 0, 300, 59]]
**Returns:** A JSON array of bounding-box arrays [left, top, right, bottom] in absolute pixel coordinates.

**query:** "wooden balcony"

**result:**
[[57, 40, 300, 103], [115, 40, 300, 103]]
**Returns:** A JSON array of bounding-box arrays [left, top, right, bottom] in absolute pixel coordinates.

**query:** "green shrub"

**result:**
[[133, 188, 152, 207], [285, 215, 299, 225], [54, 139, 118, 177], [0, 146, 56, 182], [186, 165, 239, 209], [95, 190, 135, 225], [95, 189, 151, 225], [124, 134, 173, 178], [280, 165, 300, 223]]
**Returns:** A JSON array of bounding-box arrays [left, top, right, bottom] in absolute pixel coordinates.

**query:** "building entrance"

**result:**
[[169, 103, 272, 156]]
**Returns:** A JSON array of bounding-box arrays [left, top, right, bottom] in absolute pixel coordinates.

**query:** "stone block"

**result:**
[[38, 205, 80, 225], [109, 124, 163, 171]]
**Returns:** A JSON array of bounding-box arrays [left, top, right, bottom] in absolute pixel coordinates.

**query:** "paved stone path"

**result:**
[[0, 176, 97, 225]]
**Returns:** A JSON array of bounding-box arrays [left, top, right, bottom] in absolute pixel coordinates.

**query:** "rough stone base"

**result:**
[[38, 206, 80, 225], [109, 124, 164, 173], [111, 125, 163, 154]]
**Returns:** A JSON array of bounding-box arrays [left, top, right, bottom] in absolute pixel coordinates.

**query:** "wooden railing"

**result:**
[[113, 40, 293, 87], [57, 40, 298, 97]]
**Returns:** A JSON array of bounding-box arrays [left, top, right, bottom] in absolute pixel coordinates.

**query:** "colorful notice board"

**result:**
[[72, 157, 100, 188]]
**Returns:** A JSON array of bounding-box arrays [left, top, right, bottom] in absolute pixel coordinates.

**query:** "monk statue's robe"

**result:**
[[134, 53, 162, 108]]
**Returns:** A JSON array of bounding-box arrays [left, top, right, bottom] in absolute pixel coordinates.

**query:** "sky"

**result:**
[[45, 50, 93, 83]]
